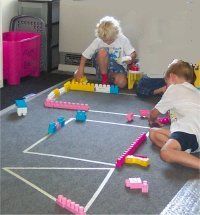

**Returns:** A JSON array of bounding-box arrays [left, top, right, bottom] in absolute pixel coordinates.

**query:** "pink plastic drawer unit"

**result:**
[[3, 31, 41, 85]]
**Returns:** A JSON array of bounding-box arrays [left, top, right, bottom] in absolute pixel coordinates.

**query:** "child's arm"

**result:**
[[123, 51, 137, 65], [74, 56, 87, 81]]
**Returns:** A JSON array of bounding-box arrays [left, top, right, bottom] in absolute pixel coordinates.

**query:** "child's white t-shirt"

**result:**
[[155, 82, 200, 151], [82, 34, 135, 68]]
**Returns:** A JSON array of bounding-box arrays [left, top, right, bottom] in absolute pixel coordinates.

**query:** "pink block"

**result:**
[[126, 112, 134, 122], [56, 195, 86, 215], [125, 178, 148, 193], [140, 109, 150, 118], [115, 133, 147, 168], [44, 99, 90, 111]]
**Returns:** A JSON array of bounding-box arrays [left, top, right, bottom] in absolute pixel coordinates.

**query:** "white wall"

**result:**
[[0, 0, 18, 87], [59, 0, 200, 77]]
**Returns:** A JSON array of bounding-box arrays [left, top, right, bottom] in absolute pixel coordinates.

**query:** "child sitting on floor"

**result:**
[[74, 16, 137, 88], [149, 59, 200, 169]]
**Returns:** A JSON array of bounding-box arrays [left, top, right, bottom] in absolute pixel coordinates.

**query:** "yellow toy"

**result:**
[[125, 155, 150, 167], [194, 61, 200, 89], [70, 82, 95, 92], [53, 88, 60, 97], [128, 70, 143, 90]]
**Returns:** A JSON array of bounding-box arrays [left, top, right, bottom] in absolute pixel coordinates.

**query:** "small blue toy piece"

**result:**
[[110, 85, 119, 94], [15, 98, 27, 116], [57, 116, 65, 127], [48, 122, 57, 134], [76, 110, 87, 122]]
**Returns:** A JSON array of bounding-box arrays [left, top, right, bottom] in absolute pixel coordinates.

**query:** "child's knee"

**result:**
[[114, 74, 127, 88], [97, 48, 108, 58], [160, 148, 172, 163]]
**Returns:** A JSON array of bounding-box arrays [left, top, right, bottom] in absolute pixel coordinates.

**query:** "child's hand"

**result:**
[[121, 56, 132, 65], [74, 68, 84, 82]]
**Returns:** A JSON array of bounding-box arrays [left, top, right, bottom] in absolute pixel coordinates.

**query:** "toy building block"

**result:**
[[15, 99, 27, 116], [126, 112, 134, 122], [44, 99, 90, 111], [110, 85, 119, 94], [115, 132, 147, 168], [64, 81, 71, 92], [48, 122, 57, 134], [71, 75, 88, 84], [95, 84, 110, 93], [76, 111, 87, 122], [125, 155, 150, 167], [70, 81, 95, 92], [158, 116, 171, 125], [48, 117, 66, 134], [139, 109, 150, 118], [56, 195, 86, 215], [53, 88, 60, 98], [125, 178, 148, 193]]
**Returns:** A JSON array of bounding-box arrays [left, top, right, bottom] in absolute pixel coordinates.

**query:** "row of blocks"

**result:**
[[115, 133, 147, 168], [56, 195, 86, 215], [64, 80, 119, 94], [44, 99, 90, 111]]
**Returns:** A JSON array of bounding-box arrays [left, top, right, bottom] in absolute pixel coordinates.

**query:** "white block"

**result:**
[[17, 107, 27, 116], [95, 84, 110, 93], [47, 92, 55, 99]]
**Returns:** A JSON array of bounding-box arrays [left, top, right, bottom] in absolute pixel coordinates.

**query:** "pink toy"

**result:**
[[139, 109, 150, 118], [126, 112, 134, 122], [115, 132, 147, 168], [125, 178, 148, 193], [44, 99, 90, 111], [56, 195, 86, 215], [3, 32, 41, 85], [158, 116, 170, 125]]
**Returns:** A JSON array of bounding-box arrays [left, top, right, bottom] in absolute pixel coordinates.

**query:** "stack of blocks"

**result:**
[[125, 177, 148, 193], [15, 99, 27, 116], [48, 117, 65, 134], [115, 132, 147, 168], [56, 195, 86, 215]]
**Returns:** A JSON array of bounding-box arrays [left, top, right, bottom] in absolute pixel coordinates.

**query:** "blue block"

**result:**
[[57, 116, 65, 127], [76, 111, 87, 122], [48, 122, 57, 134], [15, 99, 27, 108], [110, 85, 119, 94]]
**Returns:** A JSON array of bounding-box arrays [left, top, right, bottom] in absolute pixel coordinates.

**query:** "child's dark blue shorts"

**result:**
[[170, 131, 199, 153]]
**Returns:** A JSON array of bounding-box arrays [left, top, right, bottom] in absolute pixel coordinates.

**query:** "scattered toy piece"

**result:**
[[48, 117, 65, 134], [76, 111, 87, 122], [126, 112, 134, 122], [139, 109, 150, 118], [125, 155, 150, 167], [15, 99, 27, 116], [125, 177, 148, 193]]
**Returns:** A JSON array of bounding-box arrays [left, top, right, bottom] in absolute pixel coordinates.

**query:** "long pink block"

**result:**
[[56, 195, 86, 215], [44, 99, 90, 111], [115, 132, 147, 168], [126, 112, 134, 122], [125, 178, 148, 193]]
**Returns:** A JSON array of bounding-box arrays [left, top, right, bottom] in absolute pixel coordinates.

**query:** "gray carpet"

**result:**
[[1, 84, 199, 215]]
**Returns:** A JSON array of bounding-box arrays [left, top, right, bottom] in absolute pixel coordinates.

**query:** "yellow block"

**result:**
[[70, 81, 95, 92], [53, 88, 60, 97], [128, 71, 143, 90], [64, 81, 71, 92], [125, 155, 150, 167], [194, 61, 200, 88]]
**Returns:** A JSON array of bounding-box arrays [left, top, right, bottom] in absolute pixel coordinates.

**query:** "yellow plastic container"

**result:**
[[128, 70, 143, 90]]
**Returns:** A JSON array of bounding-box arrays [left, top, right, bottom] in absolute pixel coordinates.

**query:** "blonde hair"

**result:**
[[95, 16, 122, 41], [165, 60, 196, 84]]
